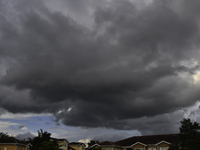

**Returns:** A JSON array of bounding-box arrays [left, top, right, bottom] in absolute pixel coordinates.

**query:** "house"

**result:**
[[69, 146, 76, 150], [50, 137, 69, 150], [0, 137, 31, 150], [95, 141, 121, 150], [98, 134, 180, 150], [69, 142, 86, 150]]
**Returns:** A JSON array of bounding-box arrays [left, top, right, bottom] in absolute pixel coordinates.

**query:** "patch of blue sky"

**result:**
[[0, 112, 140, 142]]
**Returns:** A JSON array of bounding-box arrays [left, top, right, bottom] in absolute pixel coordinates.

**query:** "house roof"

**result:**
[[0, 137, 28, 146], [99, 141, 115, 145], [69, 146, 76, 150], [90, 143, 101, 148], [69, 142, 86, 146], [99, 141, 121, 147], [114, 134, 180, 146], [50, 137, 68, 142]]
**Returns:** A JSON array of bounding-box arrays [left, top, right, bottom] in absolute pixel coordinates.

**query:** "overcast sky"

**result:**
[[1, 0, 200, 142]]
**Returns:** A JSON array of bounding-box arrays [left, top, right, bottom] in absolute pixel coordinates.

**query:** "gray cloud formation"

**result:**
[[15, 132, 35, 140], [1, 0, 200, 134], [18, 125, 25, 129]]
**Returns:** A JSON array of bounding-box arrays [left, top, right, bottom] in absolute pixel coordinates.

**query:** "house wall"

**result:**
[[70, 145, 84, 150], [0, 145, 26, 150], [113, 147, 122, 150], [58, 141, 68, 150], [132, 144, 146, 150], [102, 146, 121, 150], [157, 143, 170, 150], [18, 145, 27, 150], [102, 146, 113, 150], [146, 146, 157, 150], [70, 145, 78, 150]]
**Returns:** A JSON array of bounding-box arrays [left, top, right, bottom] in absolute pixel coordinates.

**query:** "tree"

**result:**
[[38, 141, 60, 150], [168, 143, 179, 150], [88, 140, 101, 150], [0, 132, 10, 138], [179, 118, 200, 150], [29, 129, 59, 150]]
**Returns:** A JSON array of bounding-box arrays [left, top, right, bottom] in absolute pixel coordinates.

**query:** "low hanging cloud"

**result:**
[[15, 132, 36, 140], [18, 125, 25, 129], [1, 0, 200, 134]]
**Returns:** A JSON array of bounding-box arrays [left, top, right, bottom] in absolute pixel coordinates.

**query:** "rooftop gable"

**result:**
[[131, 142, 147, 147], [155, 140, 171, 146], [91, 143, 101, 148], [115, 134, 179, 146]]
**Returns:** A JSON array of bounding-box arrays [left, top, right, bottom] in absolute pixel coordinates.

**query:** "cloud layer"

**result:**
[[1, 0, 200, 134]]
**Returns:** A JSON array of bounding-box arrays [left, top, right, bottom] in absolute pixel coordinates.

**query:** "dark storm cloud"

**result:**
[[18, 125, 25, 129], [1, 0, 200, 134], [55, 122, 61, 126]]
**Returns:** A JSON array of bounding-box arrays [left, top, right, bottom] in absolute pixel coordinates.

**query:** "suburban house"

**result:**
[[69, 142, 86, 150], [91, 141, 121, 150], [0, 137, 31, 150], [68, 146, 76, 150], [50, 137, 69, 150], [95, 134, 179, 150]]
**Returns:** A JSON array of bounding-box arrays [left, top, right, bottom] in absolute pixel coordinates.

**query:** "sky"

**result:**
[[1, 0, 200, 143]]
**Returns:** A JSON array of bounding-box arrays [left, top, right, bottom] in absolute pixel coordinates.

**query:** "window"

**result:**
[[63, 142, 67, 147], [148, 148, 156, 150], [82, 145, 85, 150], [135, 148, 143, 150], [160, 147, 169, 150]]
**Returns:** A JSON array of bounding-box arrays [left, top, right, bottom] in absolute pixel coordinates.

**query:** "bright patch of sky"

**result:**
[[193, 71, 200, 83], [183, 101, 200, 121], [0, 110, 140, 142]]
